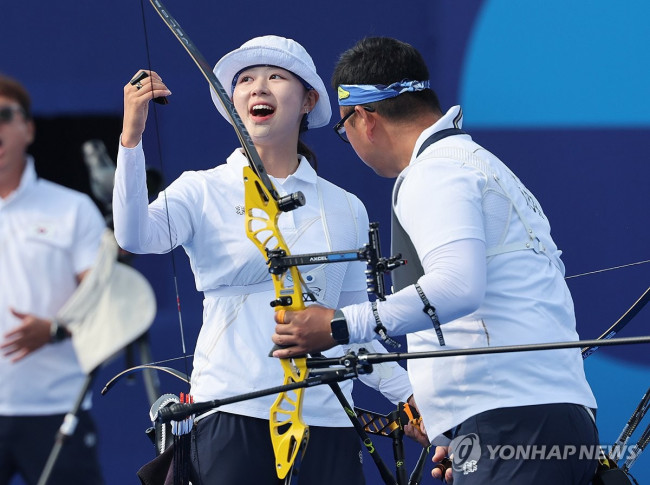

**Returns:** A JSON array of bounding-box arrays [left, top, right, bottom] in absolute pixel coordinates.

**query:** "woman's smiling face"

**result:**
[[232, 66, 314, 142]]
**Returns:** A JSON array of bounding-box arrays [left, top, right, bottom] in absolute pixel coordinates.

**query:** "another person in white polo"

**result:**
[[0, 74, 106, 485]]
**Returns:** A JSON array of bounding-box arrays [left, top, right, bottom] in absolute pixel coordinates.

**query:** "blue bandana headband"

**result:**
[[337, 79, 430, 106]]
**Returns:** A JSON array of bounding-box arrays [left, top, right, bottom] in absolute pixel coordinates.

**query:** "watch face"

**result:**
[[331, 318, 349, 344]]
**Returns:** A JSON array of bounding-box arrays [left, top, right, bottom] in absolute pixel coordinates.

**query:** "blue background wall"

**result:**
[[3, 0, 648, 483]]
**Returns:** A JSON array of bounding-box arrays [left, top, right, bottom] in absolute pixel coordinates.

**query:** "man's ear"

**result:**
[[356, 106, 376, 141], [26, 119, 35, 146]]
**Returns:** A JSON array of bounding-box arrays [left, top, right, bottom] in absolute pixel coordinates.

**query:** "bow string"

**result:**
[[144, 0, 310, 478]]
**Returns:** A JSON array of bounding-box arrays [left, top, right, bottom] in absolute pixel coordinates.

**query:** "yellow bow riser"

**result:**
[[270, 357, 310, 479], [243, 166, 309, 479]]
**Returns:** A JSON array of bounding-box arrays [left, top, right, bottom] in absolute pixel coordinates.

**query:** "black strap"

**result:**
[[391, 127, 467, 292], [371, 301, 401, 348], [389, 127, 467, 344], [415, 283, 445, 346]]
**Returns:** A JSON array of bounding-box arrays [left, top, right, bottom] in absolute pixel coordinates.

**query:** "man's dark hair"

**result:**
[[0, 74, 32, 120], [332, 37, 441, 121]]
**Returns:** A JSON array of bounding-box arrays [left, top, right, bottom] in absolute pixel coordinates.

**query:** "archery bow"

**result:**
[[121, 4, 405, 480], [127, 3, 650, 481], [144, 0, 310, 478]]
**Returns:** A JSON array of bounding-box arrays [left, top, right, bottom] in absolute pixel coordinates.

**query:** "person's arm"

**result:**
[[340, 290, 412, 402], [113, 70, 183, 255], [272, 159, 487, 353], [347, 156, 486, 341], [115, 74, 204, 256], [2, 199, 105, 362], [113, 140, 182, 254], [272, 238, 486, 356], [343, 238, 486, 343], [1, 310, 69, 362], [2, 264, 101, 362], [352, 339, 413, 404]]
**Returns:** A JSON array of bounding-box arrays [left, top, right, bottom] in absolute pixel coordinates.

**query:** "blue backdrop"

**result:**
[[3, 1, 648, 483]]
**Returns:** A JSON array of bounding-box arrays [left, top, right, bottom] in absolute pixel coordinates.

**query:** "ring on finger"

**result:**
[[277, 309, 286, 324]]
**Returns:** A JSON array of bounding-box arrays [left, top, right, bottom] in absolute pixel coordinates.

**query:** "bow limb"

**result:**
[[101, 364, 190, 396], [144, 0, 309, 478], [582, 285, 650, 358]]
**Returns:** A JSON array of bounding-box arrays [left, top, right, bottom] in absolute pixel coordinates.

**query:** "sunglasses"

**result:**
[[0, 105, 27, 124]]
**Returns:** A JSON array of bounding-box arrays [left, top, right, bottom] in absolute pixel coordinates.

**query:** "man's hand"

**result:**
[[1, 308, 53, 362], [271, 305, 337, 358], [432, 446, 453, 483], [403, 396, 431, 447]]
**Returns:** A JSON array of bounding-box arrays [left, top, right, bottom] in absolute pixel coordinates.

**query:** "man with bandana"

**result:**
[[272, 37, 599, 484]]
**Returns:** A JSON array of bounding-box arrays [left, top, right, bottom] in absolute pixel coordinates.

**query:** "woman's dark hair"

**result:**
[[331, 37, 441, 121], [298, 110, 317, 171], [0, 74, 32, 119], [298, 139, 317, 171]]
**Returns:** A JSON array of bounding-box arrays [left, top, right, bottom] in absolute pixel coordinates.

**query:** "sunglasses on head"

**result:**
[[0, 105, 27, 124]]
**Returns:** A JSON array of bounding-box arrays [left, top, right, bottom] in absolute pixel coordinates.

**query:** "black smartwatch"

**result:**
[[330, 309, 350, 345], [50, 320, 70, 343]]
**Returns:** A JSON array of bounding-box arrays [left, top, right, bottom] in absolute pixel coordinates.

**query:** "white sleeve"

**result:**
[[113, 138, 191, 254], [344, 157, 487, 343], [343, 238, 486, 343], [71, 195, 107, 274], [352, 339, 413, 405]]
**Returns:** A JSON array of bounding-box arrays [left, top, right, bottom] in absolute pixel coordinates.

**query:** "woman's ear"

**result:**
[[304, 89, 319, 113]]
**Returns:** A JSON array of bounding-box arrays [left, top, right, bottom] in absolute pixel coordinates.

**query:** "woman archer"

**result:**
[[113, 35, 413, 484]]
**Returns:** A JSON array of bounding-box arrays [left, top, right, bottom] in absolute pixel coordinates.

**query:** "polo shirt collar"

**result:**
[[227, 148, 318, 185], [410, 105, 464, 164], [1, 156, 37, 206]]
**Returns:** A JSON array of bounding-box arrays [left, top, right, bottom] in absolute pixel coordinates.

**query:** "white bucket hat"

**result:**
[[211, 35, 331, 129]]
